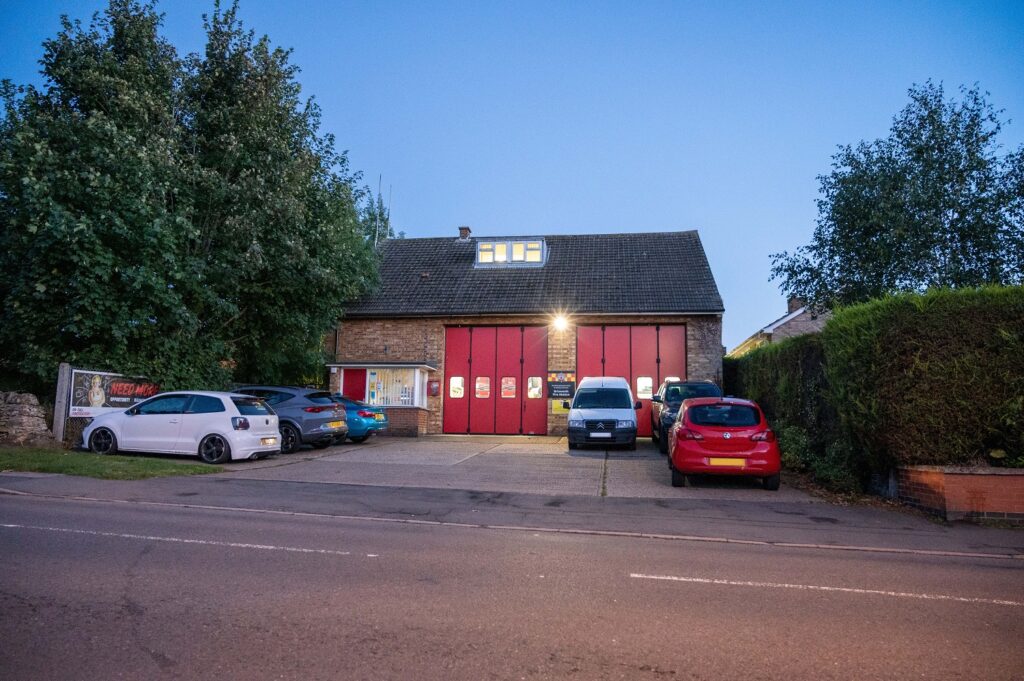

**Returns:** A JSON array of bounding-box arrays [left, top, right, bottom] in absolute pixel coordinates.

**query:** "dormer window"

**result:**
[[476, 238, 547, 267]]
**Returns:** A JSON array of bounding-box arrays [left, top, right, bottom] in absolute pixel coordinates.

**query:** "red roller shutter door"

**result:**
[[468, 326, 497, 434], [494, 327, 522, 434], [576, 325, 604, 381], [444, 326, 548, 435], [522, 326, 548, 435], [630, 325, 658, 436], [575, 324, 688, 438], [443, 327, 471, 433]]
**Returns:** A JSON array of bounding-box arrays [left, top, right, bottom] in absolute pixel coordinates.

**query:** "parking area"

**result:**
[[224, 435, 818, 502]]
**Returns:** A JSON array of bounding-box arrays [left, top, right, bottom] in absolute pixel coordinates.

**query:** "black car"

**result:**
[[650, 380, 723, 453]]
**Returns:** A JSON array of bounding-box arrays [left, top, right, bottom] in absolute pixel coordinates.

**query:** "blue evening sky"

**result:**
[[3, 1, 1022, 349]]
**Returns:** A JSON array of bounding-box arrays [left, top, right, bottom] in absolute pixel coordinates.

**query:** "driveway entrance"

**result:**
[[226, 436, 814, 502]]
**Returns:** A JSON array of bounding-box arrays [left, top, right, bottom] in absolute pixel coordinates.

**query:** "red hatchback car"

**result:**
[[668, 397, 781, 490]]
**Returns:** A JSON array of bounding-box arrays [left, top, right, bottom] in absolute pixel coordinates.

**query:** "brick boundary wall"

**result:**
[[898, 466, 1024, 524]]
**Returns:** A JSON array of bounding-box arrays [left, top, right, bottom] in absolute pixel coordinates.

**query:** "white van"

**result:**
[[563, 376, 641, 450]]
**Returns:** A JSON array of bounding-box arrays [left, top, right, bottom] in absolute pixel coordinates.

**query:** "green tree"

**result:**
[[0, 1, 225, 391], [358, 185, 398, 245], [0, 0, 378, 390], [182, 1, 376, 384], [772, 82, 1024, 309]]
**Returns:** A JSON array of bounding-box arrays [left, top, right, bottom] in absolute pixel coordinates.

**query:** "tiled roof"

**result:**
[[343, 231, 724, 318]]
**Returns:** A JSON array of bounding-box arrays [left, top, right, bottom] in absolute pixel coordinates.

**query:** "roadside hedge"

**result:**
[[726, 286, 1024, 490], [824, 286, 1024, 469]]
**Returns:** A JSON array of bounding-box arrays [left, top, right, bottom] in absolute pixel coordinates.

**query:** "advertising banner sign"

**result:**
[[68, 369, 160, 418]]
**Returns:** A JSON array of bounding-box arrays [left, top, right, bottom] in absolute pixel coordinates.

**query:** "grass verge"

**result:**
[[0, 447, 219, 480]]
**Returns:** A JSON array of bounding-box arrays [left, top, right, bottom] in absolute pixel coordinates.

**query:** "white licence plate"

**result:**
[[589, 432, 612, 438], [261, 437, 278, 446]]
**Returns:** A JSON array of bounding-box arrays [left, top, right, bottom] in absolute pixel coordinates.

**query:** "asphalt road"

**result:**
[[2, 487, 1023, 680]]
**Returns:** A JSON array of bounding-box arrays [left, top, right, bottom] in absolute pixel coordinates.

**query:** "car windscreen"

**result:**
[[688, 404, 760, 427], [665, 383, 722, 404], [232, 397, 274, 415], [305, 391, 335, 405], [572, 388, 632, 410]]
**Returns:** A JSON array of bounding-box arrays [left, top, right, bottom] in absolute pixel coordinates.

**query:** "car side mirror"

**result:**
[[561, 401, 570, 410], [634, 401, 642, 410], [651, 395, 662, 403], [128, 407, 139, 415]]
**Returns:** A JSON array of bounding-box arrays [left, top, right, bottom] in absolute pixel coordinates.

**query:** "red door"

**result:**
[[468, 326, 497, 434], [603, 326, 631, 380], [658, 325, 686, 383], [575, 324, 689, 439], [522, 326, 547, 434], [494, 327, 522, 434], [630, 325, 658, 436], [341, 368, 366, 401], [443, 327, 471, 433], [445, 325, 548, 435], [576, 325, 603, 380]]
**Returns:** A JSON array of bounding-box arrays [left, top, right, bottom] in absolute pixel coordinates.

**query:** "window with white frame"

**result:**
[[365, 368, 429, 407], [475, 239, 546, 267]]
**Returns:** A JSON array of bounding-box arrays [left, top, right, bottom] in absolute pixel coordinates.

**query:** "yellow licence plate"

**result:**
[[374, 414, 385, 421], [328, 421, 344, 429], [708, 457, 746, 467], [261, 437, 278, 446]]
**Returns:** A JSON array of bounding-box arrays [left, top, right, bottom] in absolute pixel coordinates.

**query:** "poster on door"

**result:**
[[68, 369, 160, 417]]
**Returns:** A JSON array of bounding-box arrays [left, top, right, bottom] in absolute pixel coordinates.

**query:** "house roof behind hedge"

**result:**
[[343, 231, 724, 318]]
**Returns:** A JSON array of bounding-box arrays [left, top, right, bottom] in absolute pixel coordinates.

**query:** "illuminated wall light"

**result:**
[[552, 315, 569, 332]]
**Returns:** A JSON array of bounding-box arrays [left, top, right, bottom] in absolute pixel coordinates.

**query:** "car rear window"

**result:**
[[305, 391, 335, 405], [688, 404, 761, 427], [665, 383, 722, 403], [232, 397, 274, 415], [572, 388, 632, 409]]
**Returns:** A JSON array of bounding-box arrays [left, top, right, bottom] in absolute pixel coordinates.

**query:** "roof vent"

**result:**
[[457, 225, 472, 240]]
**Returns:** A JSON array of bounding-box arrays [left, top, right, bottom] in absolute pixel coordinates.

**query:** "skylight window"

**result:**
[[475, 239, 547, 268]]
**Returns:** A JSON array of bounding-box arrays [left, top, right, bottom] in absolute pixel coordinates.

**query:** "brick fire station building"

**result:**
[[327, 227, 724, 436]]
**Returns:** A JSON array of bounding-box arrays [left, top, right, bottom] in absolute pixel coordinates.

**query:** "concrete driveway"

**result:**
[[224, 435, 816, 502]]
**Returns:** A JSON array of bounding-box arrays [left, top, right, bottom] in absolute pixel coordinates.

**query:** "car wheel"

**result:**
[[568, 442, 578, 450], [650, 421, 658, 442], [280, 424, 300, 454], [626, 438, 637, 451], [671, 467, 685, 487], [762, 473, 781, 491], [198, 434, 231, 464], [657, 425, 668, 454], [89, 428, 118, 455], [348, 435, 370, 443]]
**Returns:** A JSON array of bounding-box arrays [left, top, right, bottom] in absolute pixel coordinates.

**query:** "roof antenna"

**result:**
[[373, 174, 382, 247]]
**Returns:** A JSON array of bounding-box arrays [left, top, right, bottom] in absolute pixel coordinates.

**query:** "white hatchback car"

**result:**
[[82, 391, 280, 464]]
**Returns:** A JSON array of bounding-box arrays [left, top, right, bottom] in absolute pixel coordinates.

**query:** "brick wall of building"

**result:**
[[330, 313, 723, 436], [771, 310, 829, 343]]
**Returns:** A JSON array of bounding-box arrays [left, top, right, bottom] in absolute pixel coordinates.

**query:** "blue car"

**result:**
[[332, 395, 388, 443]]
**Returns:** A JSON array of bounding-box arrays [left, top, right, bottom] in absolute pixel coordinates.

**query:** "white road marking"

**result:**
[[629, 573, 1023, 607], [0, 523, 358, 557], [2, 488, 1023, 561]]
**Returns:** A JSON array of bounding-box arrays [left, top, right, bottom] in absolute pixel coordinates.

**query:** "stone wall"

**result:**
[[329, 313, 723, 435], [0, 392, 55, 446]]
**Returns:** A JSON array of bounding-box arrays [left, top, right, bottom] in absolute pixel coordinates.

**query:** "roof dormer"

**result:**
[[475, 238, 547, 268]]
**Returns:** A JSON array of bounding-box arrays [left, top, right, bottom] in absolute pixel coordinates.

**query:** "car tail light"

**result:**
[[357, 410, 375, 418], [751, 430, 776, 442], [304, 406, 331, 413], [679, 428, 704, 440], [232, 417, 250, 430]]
